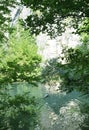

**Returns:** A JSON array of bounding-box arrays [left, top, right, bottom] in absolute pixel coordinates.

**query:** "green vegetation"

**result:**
[[0, 24, 41, 130], [42, 21, 89, 94], [0, 0, 18, 41], [0, 88, 38, 130], [1, 0, 89, 129], [1, 0, 89, 40], [0, 25, 41, 85], [21, 0, 89, 37]]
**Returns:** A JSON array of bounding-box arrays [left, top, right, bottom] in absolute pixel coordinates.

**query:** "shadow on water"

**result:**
[[43, 90, 81, 114]]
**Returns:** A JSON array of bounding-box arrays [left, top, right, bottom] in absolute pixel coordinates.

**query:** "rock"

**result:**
[[43, 93, 49, 98]]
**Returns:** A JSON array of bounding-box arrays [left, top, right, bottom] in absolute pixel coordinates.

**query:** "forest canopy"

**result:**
[[21, 0, 89, 36], [0, 0, 89, 40]]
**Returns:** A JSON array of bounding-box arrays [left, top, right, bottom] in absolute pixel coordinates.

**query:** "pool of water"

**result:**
[[7, 82, 89, 130]]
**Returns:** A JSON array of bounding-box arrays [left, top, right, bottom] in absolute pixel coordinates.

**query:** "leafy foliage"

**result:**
[[78, 17, 89, 32], [0, 87, 38, 130], [0, 25, 41, 85], [61, 46, 89, 93], [1, 0, 89, 40], [42, 35, 89, 93], [0, 0, 18, 41], [21, 0, 89, 37], [0, 24, 41, 130]]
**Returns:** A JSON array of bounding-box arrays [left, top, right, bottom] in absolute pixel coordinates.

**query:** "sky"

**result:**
[[11, 5, 30, 24]]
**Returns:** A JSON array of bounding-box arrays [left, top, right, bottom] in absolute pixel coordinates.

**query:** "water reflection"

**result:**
[[41, 85, 89, 130], [6, 82, 89, 130]]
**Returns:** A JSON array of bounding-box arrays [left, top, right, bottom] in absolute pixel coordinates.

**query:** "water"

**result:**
[[39, 84, 89, 130], [7, 82, 89, 130]]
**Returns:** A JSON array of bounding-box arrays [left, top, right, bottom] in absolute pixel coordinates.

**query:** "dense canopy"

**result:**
[[21, 0, 89, 36], [0, 0, 89, 40]]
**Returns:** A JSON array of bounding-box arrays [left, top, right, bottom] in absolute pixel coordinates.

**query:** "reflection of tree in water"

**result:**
[[58, 100, 84, 130], [44, 90, 81, 114], [41, 87, 86, 130], [78, 97, 89, 130]]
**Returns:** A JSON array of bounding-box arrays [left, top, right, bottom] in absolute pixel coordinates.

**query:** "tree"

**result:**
[[0, 0, 19, 41], [0, 23, 41, 130], [77, 17, 89, 34], [21, 0, 89, 37], [42, 32, 89, 94], [0, 23, 41, 85], [1, 0, 89, 40], [0, 90, 38, 130]]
